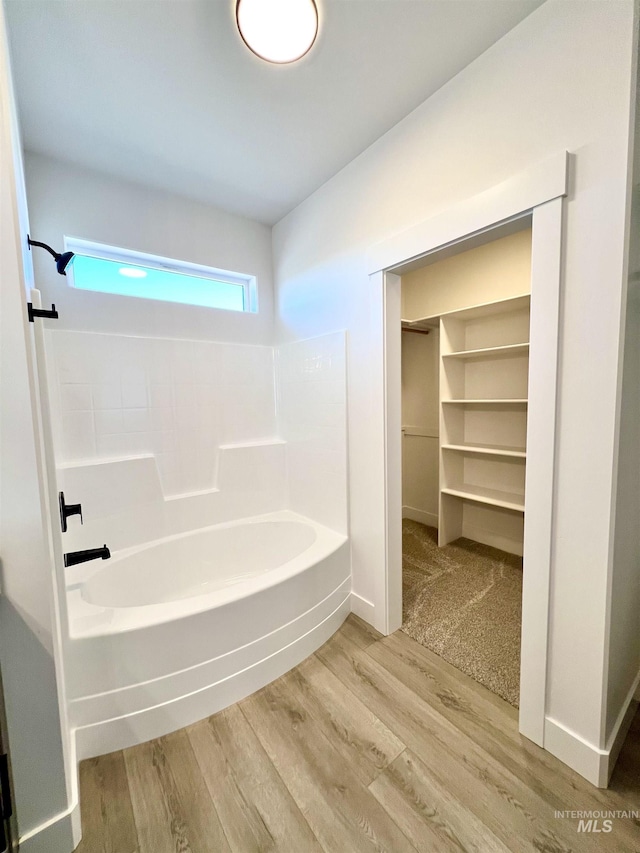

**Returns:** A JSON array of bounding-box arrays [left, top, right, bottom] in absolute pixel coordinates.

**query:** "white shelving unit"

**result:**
[[434, 294, 531, 555], [440, 484, 525, 513], [442, 342, 530, 361], [442, 399, 528, 405], [442, 443, 526, 458]]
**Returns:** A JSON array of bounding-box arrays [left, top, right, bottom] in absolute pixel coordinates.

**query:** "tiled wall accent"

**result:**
[[277, 332, 348, 534], [46, 330, 277, 497]]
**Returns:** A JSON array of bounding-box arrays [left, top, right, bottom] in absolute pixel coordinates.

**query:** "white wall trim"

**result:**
[[543, 718, 606, 788], [350, 591, 376, 623], [18, 802, 80, 853], [461, 523, 523, 558], [544, 676, 639, 790], [402, 506, 438, 528], [601, 665, 640, 784], [379, 271, 403, 635], [536, 669, 640, 790], [370, 151, 569, 754], [367, 151, 569, 275], [519, 196, 564, 744]]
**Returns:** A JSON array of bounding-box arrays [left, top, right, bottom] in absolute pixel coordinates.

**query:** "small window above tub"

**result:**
[[64, 237, 257, 313]]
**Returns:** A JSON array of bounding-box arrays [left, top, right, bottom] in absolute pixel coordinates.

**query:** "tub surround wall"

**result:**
[[58, 448, 287, 555], [47, 329, 348, 555], [46, 329, 285, 556], [47, 330, 278, 495], [47, 330, 277, 496], [277, 332, 348, 535]]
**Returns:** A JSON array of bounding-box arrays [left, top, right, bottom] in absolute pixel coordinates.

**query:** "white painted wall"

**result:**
[[605, 189, 640, 747], [0, 8, 74, 848], [401, 331, 439, 430], [605, 36, 640, 747], [401, 330, 439, 526], [402, 228, 532, 321], [273, 0, 636, 755], [23, 151, 274, 344]]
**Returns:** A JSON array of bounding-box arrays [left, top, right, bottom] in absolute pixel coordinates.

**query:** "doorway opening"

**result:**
[[370, 155, 567, 744], [398, 220, 532, 708]]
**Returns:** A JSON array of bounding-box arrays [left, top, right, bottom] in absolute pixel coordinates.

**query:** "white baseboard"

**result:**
[[461, 522, 523, 557], [402, 506, 438, 528], [18, 803, 80, 853], [601, 666, 640, 784], [543, 718, 605, 787], [350, 591, 376, 624], [545, 665, 640, 789]]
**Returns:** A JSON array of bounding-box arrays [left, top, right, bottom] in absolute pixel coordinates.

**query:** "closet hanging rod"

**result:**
[[401, 327, 430, 335]]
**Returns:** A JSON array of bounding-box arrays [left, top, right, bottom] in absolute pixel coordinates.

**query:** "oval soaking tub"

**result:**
[[65, 511, 350, 759], [82, 520, 318, 608]]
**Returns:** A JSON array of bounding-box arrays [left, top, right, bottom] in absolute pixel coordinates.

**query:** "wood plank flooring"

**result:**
[[75, 616, 640, 853]]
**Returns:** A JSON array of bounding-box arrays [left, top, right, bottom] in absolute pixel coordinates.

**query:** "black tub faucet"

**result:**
[[64, 545, 110, 567]]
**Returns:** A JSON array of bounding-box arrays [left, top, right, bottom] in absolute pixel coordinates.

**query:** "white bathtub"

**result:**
[[65, 511, 350, 759], [81, 519, 318, 609]]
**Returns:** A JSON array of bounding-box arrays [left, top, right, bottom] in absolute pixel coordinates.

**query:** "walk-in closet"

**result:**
[[400, 223, 532, 706]]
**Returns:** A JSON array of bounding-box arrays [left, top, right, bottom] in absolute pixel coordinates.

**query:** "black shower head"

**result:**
[[55, 251, 75, 275], [28, 237, 75, 276]]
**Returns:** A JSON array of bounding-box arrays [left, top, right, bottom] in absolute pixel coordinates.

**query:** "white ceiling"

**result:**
[[5, 0, 542, 225]]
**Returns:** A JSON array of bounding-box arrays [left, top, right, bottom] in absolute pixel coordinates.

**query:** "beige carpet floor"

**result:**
[[401, 519, 523, 707]]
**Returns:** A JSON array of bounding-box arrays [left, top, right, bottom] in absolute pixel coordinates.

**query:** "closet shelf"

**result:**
[[402, 318, 439, 332], [443, 343, 529, 360], [403, 294, 531, 331], [442, 443, 526, 459], [442, 398, 528, 405], [441, 484, 525, 512]]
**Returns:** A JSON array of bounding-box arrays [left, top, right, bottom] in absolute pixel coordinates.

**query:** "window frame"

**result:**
[[63, 236, 258, 313]]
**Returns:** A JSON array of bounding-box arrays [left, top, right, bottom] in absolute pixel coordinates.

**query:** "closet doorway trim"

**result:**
[[367, 151, 568, 747]]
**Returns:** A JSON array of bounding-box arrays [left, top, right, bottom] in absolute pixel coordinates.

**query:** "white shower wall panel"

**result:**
[[57, 446, 288, 554], [46, 330, 278, 497], [277, 332, 348, 535]]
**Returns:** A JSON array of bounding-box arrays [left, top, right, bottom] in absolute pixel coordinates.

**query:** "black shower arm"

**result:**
[[27, 238, 62, 261]]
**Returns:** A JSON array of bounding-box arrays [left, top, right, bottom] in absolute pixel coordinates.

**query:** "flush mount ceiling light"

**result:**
[[236, 0, 318, 64]]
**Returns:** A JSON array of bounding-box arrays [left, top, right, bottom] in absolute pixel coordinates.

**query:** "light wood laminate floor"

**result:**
[[75, 615, 640, 853]]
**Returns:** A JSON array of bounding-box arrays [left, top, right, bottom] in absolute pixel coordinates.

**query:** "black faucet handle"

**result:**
[[59, 491, 83, 533]]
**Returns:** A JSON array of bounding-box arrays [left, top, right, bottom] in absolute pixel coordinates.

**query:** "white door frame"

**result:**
[[367, 151, 568, 746]]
